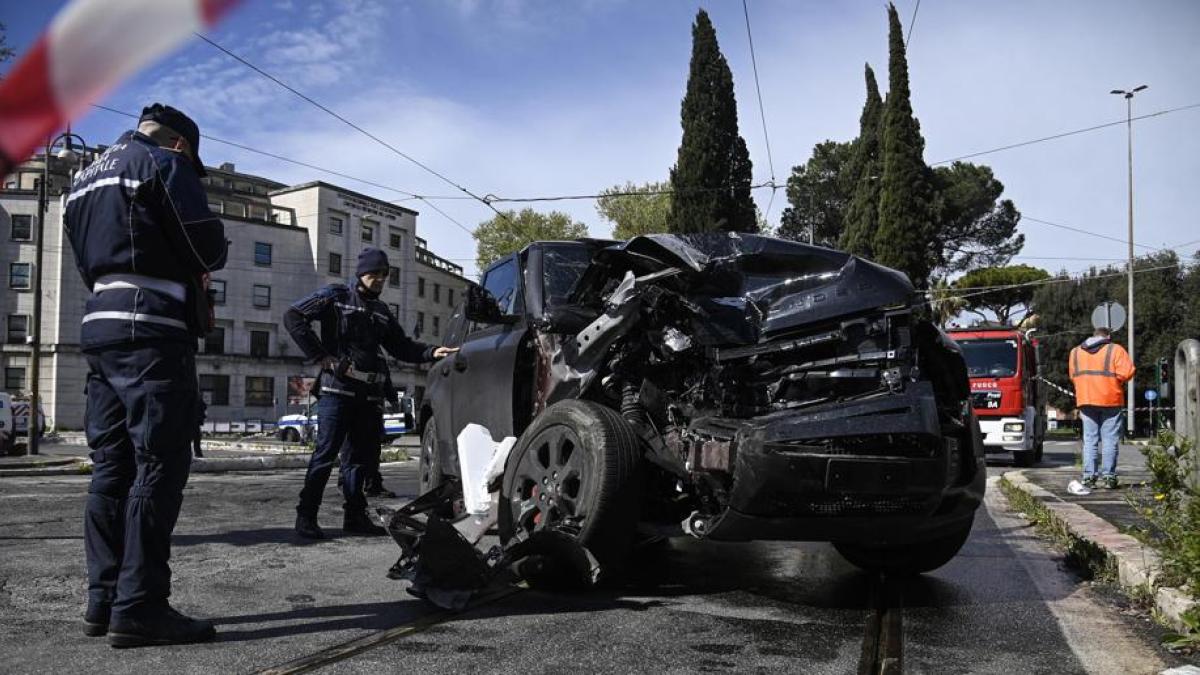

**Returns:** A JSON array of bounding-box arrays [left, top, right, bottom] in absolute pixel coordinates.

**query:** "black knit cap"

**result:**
[[357, 247, 390, 276], [139, 103, 206, 176]]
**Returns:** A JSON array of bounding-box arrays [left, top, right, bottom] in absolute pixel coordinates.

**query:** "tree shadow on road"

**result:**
[[173, 527, 358, 547]]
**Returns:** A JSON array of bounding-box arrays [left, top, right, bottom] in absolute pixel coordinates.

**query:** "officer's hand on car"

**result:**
[[433, 346, 459, 359]]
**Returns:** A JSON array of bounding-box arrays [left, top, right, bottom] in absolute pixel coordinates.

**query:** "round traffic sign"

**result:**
[[1091, 301, 1127, 332], [1145, 389, 1159, 402]]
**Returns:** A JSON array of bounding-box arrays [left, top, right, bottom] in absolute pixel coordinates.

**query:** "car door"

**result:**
[[447, 254, 529, 451]]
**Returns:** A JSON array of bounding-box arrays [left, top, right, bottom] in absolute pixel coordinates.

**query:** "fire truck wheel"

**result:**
[[1033, 440, 1044, 462], [1013, 449, 1036, 467]]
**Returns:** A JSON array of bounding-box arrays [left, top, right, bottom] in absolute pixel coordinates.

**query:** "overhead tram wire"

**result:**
[[932, 101, 1200, 165], [905, 0, 922, 47], [191, 32, 509, 223], [88, 104, 478, 237], [742, 0, 779, 221]]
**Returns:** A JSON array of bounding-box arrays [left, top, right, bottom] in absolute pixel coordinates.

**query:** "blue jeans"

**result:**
[[1080, 406, 1123, 479]]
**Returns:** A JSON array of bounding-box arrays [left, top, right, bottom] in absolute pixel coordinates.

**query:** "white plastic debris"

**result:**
[[1066, 479, 1092, 496], [662, 326, 692, 353], [456, 423, 517, 516]]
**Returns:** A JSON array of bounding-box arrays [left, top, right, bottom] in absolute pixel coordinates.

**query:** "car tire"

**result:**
[[419, 417, 457, 518], [498, 400, 642, 581], [834, 521, 973, 575], [1013, 449, 1036, 467], [281, 428, 300, 443]]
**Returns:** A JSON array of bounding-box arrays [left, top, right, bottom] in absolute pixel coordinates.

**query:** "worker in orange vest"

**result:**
[[1068, 327, 1135, 490]]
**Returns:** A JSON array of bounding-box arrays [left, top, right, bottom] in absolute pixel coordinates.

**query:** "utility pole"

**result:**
[[28, 130, 87, 456], [1110, 85, 1147, 436]]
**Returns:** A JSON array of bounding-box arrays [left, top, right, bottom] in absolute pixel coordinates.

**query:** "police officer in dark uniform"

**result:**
[[285, 248, 455, 539], [64, 104, 227, 646]]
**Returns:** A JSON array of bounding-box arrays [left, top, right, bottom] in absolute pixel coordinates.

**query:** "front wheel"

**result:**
[[419, 417, 456, 517], [834, 521, 973, 575], [498, 400, 642, 580]]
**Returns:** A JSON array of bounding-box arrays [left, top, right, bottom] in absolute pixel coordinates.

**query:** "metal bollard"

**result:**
[[1175, 339, 1200, 489]]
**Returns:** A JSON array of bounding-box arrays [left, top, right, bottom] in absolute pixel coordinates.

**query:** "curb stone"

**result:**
[[0, 456, 412, 478], [1003, 470, 1199, 634]]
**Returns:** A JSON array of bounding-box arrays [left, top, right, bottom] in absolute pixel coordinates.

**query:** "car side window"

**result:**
[[482, 257, 522, 316]]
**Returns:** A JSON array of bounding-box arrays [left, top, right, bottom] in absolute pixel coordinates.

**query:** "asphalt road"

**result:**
[[0, 441, 1184, 674]]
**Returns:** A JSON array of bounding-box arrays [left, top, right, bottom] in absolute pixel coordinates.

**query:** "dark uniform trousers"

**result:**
[[83, 341, 197, 618], [298, 390, 383, 517]]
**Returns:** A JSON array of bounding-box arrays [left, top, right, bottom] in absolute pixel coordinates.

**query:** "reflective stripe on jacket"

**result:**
[[1069, 342, 1135, 408]]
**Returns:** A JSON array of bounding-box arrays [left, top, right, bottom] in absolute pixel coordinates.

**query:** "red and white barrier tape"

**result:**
[[0, 0, 241, 176]]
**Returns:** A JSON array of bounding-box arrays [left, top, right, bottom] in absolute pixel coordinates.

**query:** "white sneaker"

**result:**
[[1067, 480, 1092, 496]]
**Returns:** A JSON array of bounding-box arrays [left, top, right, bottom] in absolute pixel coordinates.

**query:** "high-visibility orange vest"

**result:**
[[1069, 341, 1135, 408]]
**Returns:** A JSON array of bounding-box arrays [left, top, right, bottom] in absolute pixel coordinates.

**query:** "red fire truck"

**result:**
[[947, 326, 1046, 466]]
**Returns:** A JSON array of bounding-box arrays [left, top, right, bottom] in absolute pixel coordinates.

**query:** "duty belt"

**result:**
[[341, 364, 384, 384]]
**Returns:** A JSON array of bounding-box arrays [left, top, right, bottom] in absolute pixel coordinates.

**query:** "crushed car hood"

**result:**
[[576, 233, 915, 344]]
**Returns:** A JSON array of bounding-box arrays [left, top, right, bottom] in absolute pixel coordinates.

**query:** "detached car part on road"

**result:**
[[388, 233, 984, 601]]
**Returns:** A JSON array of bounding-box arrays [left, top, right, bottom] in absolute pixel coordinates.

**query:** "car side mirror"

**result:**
[[464, 282, 516, 324]]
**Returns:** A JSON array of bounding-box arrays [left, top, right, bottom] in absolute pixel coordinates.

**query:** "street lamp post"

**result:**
[[28, 129, 87, 456], [1110, 84, 1147, 436]]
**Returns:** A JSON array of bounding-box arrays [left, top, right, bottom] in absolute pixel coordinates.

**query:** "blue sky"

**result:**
[[4, 0, 1199, 279]]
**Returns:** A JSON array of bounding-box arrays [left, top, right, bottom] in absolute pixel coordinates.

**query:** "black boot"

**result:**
[[108, 606, 216, 648], [84, 602, 110, 637], [364, 479, 397, 499], [343, 510, 386, 536], [295, 514, 325, 540]]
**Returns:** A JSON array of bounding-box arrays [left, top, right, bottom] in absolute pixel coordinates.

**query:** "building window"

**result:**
[[207, 201, 223, 214], [254, 242, 272, 266], [249, 205, 268, 221], [416, 311, 425, 337], [329, 253, 342, 275], [198, 374, 230, 406], [226, 202, 247, 218], [448, 288, 455, 306], [9, 263, 31, 289], [209, 279, 226, 305], [253, 284, 271, 308], [10, 215, 32, 241], [388, 228, 403, 249], [388, 266, 400, 288], [361, 223, 374, 242], [250, 330, 270, 357], [417, 277, 425, 298], [245, 376, 274, 407], [7, 315, 28, 343], [432, 315, 440, 337], [4, 367, 24, 392], [329, 214, 344, 235], [389, 303, 400, 318], [433, 283, 441, 303], [204, 326, 225, 354]]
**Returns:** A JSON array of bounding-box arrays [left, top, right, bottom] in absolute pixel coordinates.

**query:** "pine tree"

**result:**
[[872, 3, 936, 287], [667, 9, 757, 234], [840, 63, 884, 257]]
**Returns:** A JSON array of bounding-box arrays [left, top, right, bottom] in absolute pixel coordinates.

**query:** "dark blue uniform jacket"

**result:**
[[284, 283, 435, 397], [64, 131, 227, 349]]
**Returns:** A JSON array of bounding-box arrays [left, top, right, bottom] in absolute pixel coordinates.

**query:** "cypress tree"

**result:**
[[840, 63, 884, 257], [667, 9, 757, 233], [872, 3, 936, 287]]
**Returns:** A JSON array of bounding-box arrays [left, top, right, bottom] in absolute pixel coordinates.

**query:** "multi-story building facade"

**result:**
[[0, 152, 467, 430]]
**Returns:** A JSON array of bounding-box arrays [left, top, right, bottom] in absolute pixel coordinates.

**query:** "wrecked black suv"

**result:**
[[415, 233, 984, 578]]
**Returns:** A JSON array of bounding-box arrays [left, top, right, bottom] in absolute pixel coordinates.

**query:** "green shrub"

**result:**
[[1127, 432, 1200, 595]]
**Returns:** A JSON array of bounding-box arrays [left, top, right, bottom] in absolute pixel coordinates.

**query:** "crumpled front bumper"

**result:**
[[697, 381, 984, 545]]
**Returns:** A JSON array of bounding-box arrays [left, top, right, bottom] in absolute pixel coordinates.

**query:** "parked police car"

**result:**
[[277, 407, 412, 443]]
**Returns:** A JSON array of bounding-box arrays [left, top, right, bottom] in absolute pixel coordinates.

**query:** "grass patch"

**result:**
[[998, 475, 1115, 583], [379, 448, 410, 463], [1126, 432, 1200, 595]]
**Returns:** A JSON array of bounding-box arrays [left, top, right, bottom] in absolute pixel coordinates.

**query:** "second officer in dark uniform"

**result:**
[[285, 247, 456, 538]]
